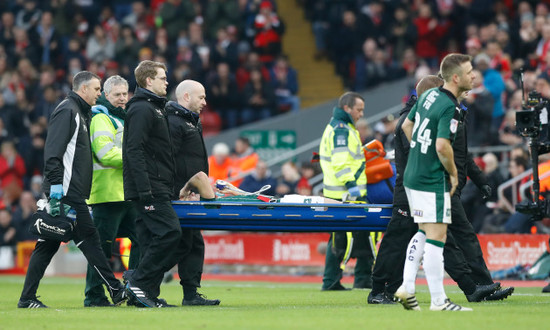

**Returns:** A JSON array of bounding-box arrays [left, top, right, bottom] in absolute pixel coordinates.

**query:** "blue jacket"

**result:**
[[482, 68, 505, 118]]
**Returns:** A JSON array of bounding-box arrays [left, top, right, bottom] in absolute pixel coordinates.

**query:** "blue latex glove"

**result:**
[[348, 186, 361, 198], [50, 184, 64, 200]]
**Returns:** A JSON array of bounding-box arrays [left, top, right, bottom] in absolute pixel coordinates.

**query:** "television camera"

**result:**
[[515, 76, 550, 221]]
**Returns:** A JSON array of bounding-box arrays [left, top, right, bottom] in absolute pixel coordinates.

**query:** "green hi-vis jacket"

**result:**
[[319, 107, 367, 200], [87, 94, 125, 204]]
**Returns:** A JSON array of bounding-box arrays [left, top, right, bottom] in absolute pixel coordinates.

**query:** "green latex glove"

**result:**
[[49, 199, 71, 217], [49, 198, 61, 216]]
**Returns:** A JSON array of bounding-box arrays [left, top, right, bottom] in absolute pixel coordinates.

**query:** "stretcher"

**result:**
[[174, 201, 392, 232]]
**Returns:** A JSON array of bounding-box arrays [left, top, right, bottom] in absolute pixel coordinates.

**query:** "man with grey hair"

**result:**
[[18, 71, 128, 308], [166, 80, 220, 305], [84, 75, 141, 307]]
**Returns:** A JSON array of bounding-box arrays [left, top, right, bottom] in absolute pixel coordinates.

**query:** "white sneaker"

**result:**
[[394, 285, 421, 311], [430, 298, 473, 311]]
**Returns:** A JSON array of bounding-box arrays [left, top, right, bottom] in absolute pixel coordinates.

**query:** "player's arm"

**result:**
[[436, 138, 458, 196], [179, 171, 216, 200], [402, 118, 414, 142], [402, 102, 418, 142]]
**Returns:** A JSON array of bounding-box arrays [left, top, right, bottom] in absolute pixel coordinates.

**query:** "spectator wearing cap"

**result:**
[[208, 142, 233, 183], [253, 0, 285, 65], [474, 53, 506, 135], [465, 37, 482, 58]]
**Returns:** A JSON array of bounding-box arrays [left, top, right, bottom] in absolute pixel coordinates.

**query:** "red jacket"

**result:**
[[0, 155, 26, 189], [413, 17, 450, 59]]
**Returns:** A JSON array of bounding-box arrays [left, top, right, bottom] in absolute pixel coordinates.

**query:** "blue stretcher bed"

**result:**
[[173, 201, 392, 232]]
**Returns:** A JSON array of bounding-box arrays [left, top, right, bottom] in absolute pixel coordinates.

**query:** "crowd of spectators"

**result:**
[[0, 0, 296, 256], [302, 0, 550, 234], [5, 0, 550, 259], [0, 0, 301, 254]]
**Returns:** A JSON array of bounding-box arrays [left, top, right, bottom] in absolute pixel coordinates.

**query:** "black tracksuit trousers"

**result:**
[[132, 200, 181, 299], [20, 197, 122, 300], [177, 229, 205, 291], [371, 195, 493, 295]]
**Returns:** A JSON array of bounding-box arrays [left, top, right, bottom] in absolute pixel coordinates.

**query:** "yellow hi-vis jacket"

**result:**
[[87, 101, 125, 204], [319, 107, 367, 200]]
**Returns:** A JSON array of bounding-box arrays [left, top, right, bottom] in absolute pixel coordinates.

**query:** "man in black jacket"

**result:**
[[368, 75, 513, 305], [166, 79, 220, 306], [122, 60, 180, 308], [18, 71, 127, 308]]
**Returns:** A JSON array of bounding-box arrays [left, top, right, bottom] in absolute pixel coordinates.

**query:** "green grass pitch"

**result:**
[[1, 276, 550, 329]]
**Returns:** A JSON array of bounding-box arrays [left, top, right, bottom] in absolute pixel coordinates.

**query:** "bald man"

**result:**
[[166, 80, 220, 306]]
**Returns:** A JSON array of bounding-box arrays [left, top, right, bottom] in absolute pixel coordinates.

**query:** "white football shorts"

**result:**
[[404, 187, 451, 224]]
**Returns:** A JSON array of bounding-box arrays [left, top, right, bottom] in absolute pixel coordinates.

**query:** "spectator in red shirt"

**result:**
[[0, 140, 26, 207], [253, 1, 284, 65], [413, 3, 450, 69]]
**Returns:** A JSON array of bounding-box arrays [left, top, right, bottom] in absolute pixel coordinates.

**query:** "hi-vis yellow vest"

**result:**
[[319, 107, 367, 200], [87, 109, 125, 204]]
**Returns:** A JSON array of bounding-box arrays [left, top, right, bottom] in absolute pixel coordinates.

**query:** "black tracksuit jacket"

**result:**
[[43, 91, 93, 200], [123, 87, 174, 201], [165, 101, 209, 199]]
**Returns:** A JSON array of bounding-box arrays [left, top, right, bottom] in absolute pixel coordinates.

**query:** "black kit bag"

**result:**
[[29, 201, 75, 242]]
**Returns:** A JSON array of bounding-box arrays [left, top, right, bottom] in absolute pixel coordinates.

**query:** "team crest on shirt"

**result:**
[[450, 118, 458, 133], [413, 209, 423, 217]]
